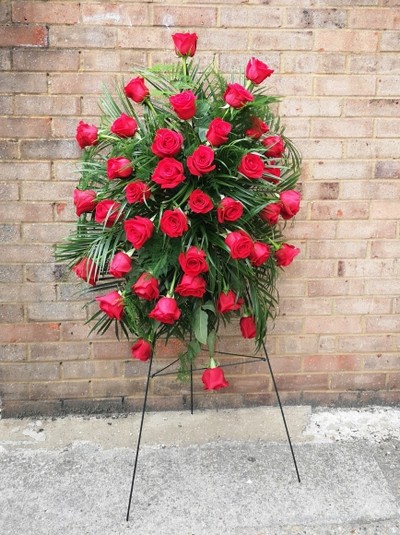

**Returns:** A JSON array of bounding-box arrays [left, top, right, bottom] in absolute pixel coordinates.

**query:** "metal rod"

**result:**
[[151, 357, 180, 378], [154, 356, 265, 377], [190, 361, 194, 415], [126, 354, 154, 522]]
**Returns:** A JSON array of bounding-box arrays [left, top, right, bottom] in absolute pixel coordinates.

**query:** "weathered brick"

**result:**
[[304, 354, 363, 372], [91, 378, 143, 397], [0, 362, 60, 382], [380, 31, 400, 51], [370, 200, 400, 219], [81, 3, 148, 26], [14, 95, 80, 116], [0, 95, 13, 114], [287, 8, 347, 29], [315, 75, 376, 96], [337, 220, 396, 239], [0, 72, 47, 93], [371, 240, 400, 258], [280, 97, 341, 117], [21, 181, 73, 201], [0, 344, 27, 362], [365, 279, 400, 296], [0, 162, 51, 182], [28, 302, 86, 322], [345, 98, 400, 117], [276, 373, 329, 391], [49, 73, 115, 95], [0, 265, 24, 284], [346, 139, 399, 159], [294, 139, 343, 159], [219, 6, 281, 28], [1, 244, 53, 262], [0, 117, 51, 139], [0, 182, 19, 201], [278, 335, 319, 355], [0, 282, 56, 304], [153, 5, 217, 27], [0, 24, 48, 47], [250, 30, 313, 51], [283, 52, 346, 74], [50, 25, 117, 48], [12, 1, 79, 24], [12, 49, 80, 71], [0, 49, 11, 70], [0, 2, 11, 23], [30, 381, 91, 400], [312, 161, 372, 180], [315, 30, 379, 52], [0, 322, 60, 344], [310, 201, 369, 220], [309, 240, 368, 259], [0, 304, 24, 323], [304, 315, 363, 334], [81, 50, 122, 72], [311, 118, 373, 138], [349, 8, 397, 29], [0, 223, 20, 243], [366, 315, 400, 333], [20, 140, 79, 159], [30, 342, 90, 361], [302, 182, 340, 200], [330, 373, 386, 391], [308, 279, 365, 297], [364, 354, 400, 370], [1, 203, 53, 223], [375, 160, 400, 179], [269, 75, 313, 97], [377, 76, 400, 96], [387, 373, 400, 390], [22, 223, 73, 243], [62, 360, 123, 380]]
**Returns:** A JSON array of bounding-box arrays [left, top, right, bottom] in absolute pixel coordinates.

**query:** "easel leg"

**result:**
[[190, 362, 194, 415], [126, 355, 153, 521]]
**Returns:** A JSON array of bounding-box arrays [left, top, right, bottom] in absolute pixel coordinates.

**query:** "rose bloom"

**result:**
[[206, 118, 232, 146], [217, 290, 243, 314], [202, 366, 229, 391], [160, 209, 188, 238], [240, 316, 257, 339], [94, 199, 122, 227], [132, 273, 160, 300], [245, 57, 274, 85], [217, 197, 243, 223], [264, 165, 281, 183], [151, 157, 186, 189], [275, 243, 301, 267], [169, 90, 197, 120], [246, 116, 269, 140], [72, 257, 99, 286], [108, 251, 132, 278], [188, 189, 213, 214], [175, 274, 207, 298], [238, 153, 265, 179], [131, 339, 152, 362], [187, 145, 216, 176], [262, 135, 285, 158], [124, 216, 154, 249], [151, 128, 183, 158], [75, 121, 98, 149], [124, 77, 149, 103], [249, 242, 271, 267], [172, 32, 198, 57], [225, 230, 254, 259], [223, 83, 254, 108], [178, 246, 208, 276], [96, 290, 124, 320], [73, 188, 96, 216], [110, 113, 138, 137], [260, 203, 281, 225], [149, 296, 181, 325], [125, 181, 151, 204], [107, 157, 133, 180], [280, 190, 301, 220]]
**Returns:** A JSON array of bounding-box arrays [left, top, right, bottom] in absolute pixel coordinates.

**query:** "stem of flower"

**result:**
[[167, 269, 178, 297], [182, 56, 188, 79]]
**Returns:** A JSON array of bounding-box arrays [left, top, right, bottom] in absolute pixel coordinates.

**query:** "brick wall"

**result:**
[[1, 0, 399, 417]]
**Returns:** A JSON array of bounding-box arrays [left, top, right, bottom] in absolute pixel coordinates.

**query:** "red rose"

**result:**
[[202, 366, 229, 391], [262, 135, 285, 158], [249, 242, 271, 266], [217, 197, 243, 223], [238, 153, 265, 179], [169, 90, 196, 120], [223, 83, 253, 109], [124, 216, 154, 249], [187, 145, 216, 176], [175, 274, 207, 298], [110, 113, 138, 137], [260, 203, 281, 225], [160, 209, 188, 238], [188, 189, 213, 214], [107, 157, 133, 180], [96, 290, 124, 320], [206, 118, 232, 147], [217, 290, 244, 314], [225, 230, 253, 259], [131, 339, 152, 362], [240, 316, 256, 339], [124, 77, 149, 103], [109, 252, 132, 278], [95, 199, 122, 227], [245, 57, 274, 85], [75, 121, 98, 149], [275, 243, 300, 267], [263, 164, 281, 183], [151, 128, 183, 158], [132, 273, 160, 300], [151, 157, 186, 189], [172, 32, 198, 57], [73, 188, 96, 216], [149, 296, 181, 324], [280, 190, 301, 220], [246, 116, 269, 139], [178, 246, 208, 276], [125, 181, 151, 204], [72, 257, 99, 286]]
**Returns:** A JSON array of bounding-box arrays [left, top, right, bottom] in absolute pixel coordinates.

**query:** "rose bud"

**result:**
[[95, 290, 124, 320], [124, 77, 149, 103], [151, 157, 186, 189], [223, 83, 253, 109], [238, 153, 265, 180], [225, 230, 254, 259], [178, 246, 208, 276], [240, 316, 257, 339], [187, 145, 216, 177], [172, 32, 198, 57], [94, 199, 122, 227], [249, 242, 271, 267], [125, 181, 151, 204], [280, 190, 301, 220], [217, 197, 244, 223], [188, 189, 213, 214], [206, 118, 232, 147], [107, 157, 133, 180], [72, 257, 99, 286], [202, 363, 229, 391], [245, 116, 269, 140], [263, 165, 281, 183], [75, 120, 98, 149], [245, 57, 274, 85], [262, 135, 285, 158], [151, 128, 184, 158], [169, 90, 197, 120], [175, 274, 207, 298], [160, 209, 188, 238], [275, 243, 301, 267], [110, 113, 138, 137], [73, 188, 97, 217], [132, 273, 160, 300], [217, 290, 244, 314], [109, 252, 132, 278], [260, 203, 281, 225], [124, 216, 154, 249], [149, 296, 181, 325], [131, 339, 152, 362]]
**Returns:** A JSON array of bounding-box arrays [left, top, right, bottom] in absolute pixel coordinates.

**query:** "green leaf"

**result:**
[[193, 307, 208, 345], [207, 329, 216, 358]]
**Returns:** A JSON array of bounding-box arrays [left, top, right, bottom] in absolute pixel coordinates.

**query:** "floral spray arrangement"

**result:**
[[56, 32, 301, 391]]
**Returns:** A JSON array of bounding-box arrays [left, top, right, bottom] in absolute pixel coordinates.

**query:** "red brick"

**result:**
[[371, 240, 400, 258], [154, 5, 218, 27], [315, 30, 379, 52], [276, 373, 329, 391], [330, 373, 386, 391], [12, 49, 79, 71], [1, 203, 53, 223], [0, 362, 60, 382], [50, 25, 117, 48], [366, 315, 400, 333], [219, 6, 281, 28], [30, 381, 91, 400], [387, 373, 400, 390], [12, 1, 79, 24], [0, 323, 60, 343], [338, 335, 396, 353], [0, 24, 48, 47], [92, 341, 132, 360], [304, 354, 363, 372], [0, 117, 51, 139], [92, 378, 143, 397], [349, 8, 397, 29], [304, 315, 363, 334]]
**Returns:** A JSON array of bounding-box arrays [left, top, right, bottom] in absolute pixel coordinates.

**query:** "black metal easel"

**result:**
[[126, 341, 301, 522]]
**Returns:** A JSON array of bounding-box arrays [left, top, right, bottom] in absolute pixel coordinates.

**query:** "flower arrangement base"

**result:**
[[125, 339, 301, 522]]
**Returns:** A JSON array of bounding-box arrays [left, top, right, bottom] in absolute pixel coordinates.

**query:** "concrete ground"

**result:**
[[1, 405, 400, 535]]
